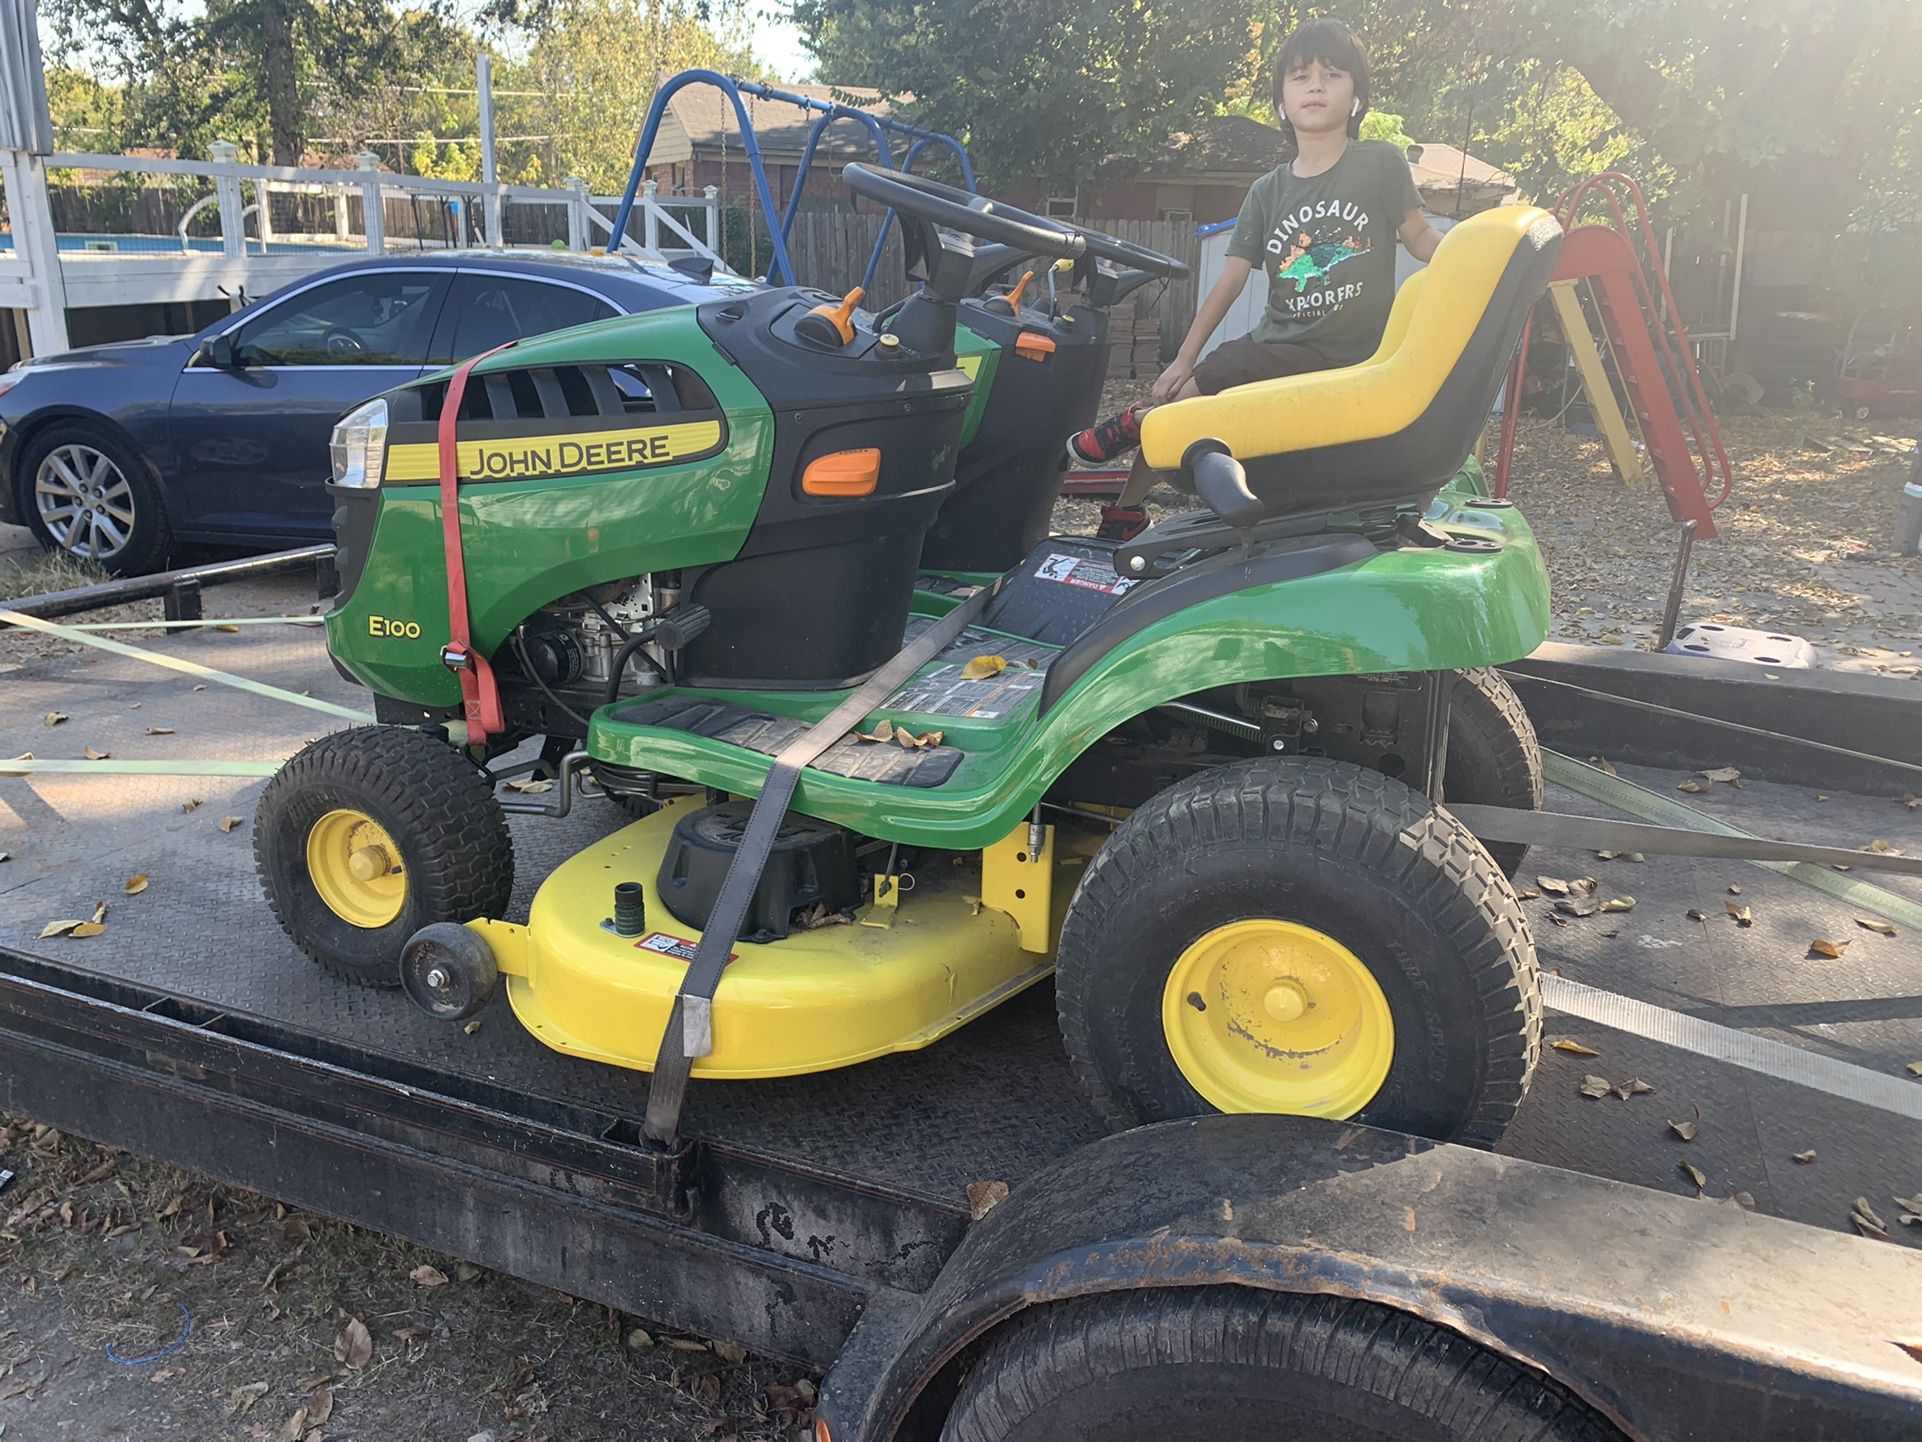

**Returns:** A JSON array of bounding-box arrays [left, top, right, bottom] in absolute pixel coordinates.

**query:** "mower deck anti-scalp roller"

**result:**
[[256, 165, 1566, 1152]]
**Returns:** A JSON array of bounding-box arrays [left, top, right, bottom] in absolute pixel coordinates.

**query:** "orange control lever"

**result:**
[[994, 269, 1036, 313], [803, 286, 866, 346]]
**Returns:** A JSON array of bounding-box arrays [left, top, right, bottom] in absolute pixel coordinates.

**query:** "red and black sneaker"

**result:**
[[1095, 504, 1149, 542], [1067, 402, 1145, 465]]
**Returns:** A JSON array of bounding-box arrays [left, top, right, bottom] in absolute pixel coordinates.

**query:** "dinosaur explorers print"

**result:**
[[1225, 139, 1425, 366]]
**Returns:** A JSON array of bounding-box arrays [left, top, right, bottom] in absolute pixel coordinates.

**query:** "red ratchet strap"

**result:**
[[437, 342, 515, 749]]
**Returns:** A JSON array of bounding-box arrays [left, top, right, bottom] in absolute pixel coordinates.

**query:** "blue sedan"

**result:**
[[0, 250, 751, 574]]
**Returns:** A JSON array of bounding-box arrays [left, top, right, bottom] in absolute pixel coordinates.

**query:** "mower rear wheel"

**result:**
[[1056, 756, 1539, 1147], [1442, 667, 1542, 877], [255, 727, 514, 987]]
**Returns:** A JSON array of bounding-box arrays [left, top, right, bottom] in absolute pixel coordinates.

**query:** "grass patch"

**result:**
[[0, 545, 109, 602]]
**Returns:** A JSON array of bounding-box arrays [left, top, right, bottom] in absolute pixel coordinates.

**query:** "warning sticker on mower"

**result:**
[[1033, 551, 1138, 595], [634, 931, 736, 966], [384, 419, 725, 484], [884, 622, 1054, 720]]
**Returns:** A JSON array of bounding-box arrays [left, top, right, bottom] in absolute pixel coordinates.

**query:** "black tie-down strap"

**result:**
[[641, 580, 1004, 1147]]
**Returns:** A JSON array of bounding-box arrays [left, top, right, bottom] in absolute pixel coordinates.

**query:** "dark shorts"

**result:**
[[1192, 335, 1335, 395]]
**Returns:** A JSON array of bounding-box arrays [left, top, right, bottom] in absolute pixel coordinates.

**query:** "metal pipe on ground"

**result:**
[[7, 545, 335, 621]]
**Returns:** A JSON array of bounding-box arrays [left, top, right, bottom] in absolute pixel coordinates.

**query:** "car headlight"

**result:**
[[330, 398, 388, 488]]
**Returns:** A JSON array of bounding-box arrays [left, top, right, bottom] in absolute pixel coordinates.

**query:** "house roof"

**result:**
[[669, 82, 902, 157], [1147, 116, 1514, 194], [1403, 142, 1513, 193]]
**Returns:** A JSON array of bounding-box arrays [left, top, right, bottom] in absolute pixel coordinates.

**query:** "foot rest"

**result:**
[[604, 696, 966, 788]]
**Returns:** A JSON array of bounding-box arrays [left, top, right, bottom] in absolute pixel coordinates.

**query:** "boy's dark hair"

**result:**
[[1273, 18, 1371, 140]]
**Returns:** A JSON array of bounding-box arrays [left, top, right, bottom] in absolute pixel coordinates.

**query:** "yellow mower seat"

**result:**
[[1140, 205, 1564, 517]]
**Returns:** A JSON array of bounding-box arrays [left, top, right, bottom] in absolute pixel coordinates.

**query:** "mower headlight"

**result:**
[[330, 398, 388, 489]]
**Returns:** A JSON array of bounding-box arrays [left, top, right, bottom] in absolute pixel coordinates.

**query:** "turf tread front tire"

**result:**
[[942, 1288, 1622, 1442], [1445, 667, 1543, 876], [1056, 756, 1539, 1147], [255, 727, 514, 987]]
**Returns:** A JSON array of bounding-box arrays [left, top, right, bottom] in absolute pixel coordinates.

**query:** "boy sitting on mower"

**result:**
[[1068, 18, 1446, 539]]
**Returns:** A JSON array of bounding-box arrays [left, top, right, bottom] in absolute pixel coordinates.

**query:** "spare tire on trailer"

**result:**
[[941, 1288, 1624, 1442]]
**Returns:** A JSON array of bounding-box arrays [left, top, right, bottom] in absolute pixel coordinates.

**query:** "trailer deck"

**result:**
[[5, 617, 1919, 1236]]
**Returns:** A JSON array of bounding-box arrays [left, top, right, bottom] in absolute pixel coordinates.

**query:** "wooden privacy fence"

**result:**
[[782, 209, 1200, 377]]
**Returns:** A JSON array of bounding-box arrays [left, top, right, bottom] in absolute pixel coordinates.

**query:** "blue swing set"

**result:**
[[605, 70, 976, 293]]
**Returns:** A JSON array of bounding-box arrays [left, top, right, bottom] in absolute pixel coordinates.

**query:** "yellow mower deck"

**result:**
[[468, 798, 1082, 1078]]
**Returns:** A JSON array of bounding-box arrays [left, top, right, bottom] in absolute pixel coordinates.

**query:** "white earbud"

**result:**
[[1352, 98, 1361, 117]]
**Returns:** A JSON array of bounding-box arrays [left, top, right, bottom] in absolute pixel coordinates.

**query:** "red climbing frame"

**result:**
[[1495, 172, 1733, 540]]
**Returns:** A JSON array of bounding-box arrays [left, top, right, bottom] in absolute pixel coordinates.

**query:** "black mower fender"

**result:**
[[815, 1114, 1922, 1442]]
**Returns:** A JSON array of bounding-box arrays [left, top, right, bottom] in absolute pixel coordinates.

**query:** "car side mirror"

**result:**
[[197, 333, 239, 369]]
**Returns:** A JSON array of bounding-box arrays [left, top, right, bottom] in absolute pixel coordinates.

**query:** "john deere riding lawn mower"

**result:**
[[257, 164, 1563, 1149]]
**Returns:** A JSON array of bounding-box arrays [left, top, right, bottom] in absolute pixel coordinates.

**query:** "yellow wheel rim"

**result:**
[[1161, 919, 1393, 1118], [306, 808, 407, 930]]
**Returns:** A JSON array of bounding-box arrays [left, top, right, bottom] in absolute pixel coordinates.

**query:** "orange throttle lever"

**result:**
[[991, 269, 1036, 314], [796, 286, 866, 347]]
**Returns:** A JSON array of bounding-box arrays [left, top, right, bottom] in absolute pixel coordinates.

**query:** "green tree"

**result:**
[[789, 0, 1264, 190], [1359, 0, 1922, 215], [41, 0, 470, 165], [496, 0, 763, 190]]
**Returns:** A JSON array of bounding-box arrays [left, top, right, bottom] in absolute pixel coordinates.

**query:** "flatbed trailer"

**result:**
[[4, 587, 1922, 1439]]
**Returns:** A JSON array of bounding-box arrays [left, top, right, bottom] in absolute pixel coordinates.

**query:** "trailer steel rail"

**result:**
[[1, 939, 1919, 1441]]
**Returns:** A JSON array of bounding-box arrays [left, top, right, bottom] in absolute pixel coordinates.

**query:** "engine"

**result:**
[[503, 575, 679, 736]]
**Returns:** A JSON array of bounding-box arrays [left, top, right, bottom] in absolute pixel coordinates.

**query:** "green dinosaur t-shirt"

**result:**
[[1225, 139, 1424, 365]]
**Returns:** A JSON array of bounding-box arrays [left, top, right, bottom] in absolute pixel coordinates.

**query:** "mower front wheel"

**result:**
[[255, 727, 515, 987], [1056, 756, 1539, 1147]]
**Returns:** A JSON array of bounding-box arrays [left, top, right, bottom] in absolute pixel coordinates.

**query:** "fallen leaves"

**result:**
[[217, 816, 243, 833], [626, 1327, 655, 1350], [1599, 896, 1637, 913], [1895, 1193, 1922, 1226], [1907, 1062, 1922, 1078], [1792, 1149, 1818, 1164], [42, 711, 67, 727], [1677, 778, 1714, 794], [967, 1179, 1009, 1220], [855, 719, 944, 748], [123, 874, 150, 895], [1550, 1038, 1600, 1057], [1726, 901, 1754, 927], [39, 902, 107, 939], [1857, 917, 1899, 936], [225, 1380, 270, 1417], [1852, 1197, 1891, 1241], [1668, 1114, 1699, 1142], [181, 798, 202, 813], [1681, 1161, 1707, 1190], [1596, 850, 1646, 862], [1698, 766, 1743, 785], [958, 654, 1007, 680], [334, 1316, 373, 1368], [1579, 1073, 1654, 1100], [83, 745, 110, 760], [1861, 838, 1905, 856], [144, 726, 174, 736], [1807, 937, 1850, 959], [505, 777, 554, 794], [1578, 1074, 1612, 1099], [409, 1263, 449, 1287]]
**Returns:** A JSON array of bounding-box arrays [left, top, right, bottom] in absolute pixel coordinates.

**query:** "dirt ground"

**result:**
[[0, 1119, 816, 1442]]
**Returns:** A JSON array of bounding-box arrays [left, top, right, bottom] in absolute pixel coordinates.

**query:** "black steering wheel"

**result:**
[[1075, 226, 1189, 279], [843, 163, 1085, 306]]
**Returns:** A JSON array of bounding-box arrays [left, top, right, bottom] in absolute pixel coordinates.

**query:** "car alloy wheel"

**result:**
[[34, 442, 138, 562]]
